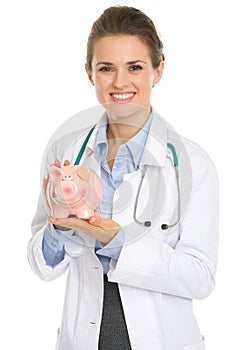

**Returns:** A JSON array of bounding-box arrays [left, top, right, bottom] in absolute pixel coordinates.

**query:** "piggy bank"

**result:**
[[46, 165, 103, 219]]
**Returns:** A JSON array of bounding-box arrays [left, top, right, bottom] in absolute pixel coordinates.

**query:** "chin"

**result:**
[[102, 102, 149, 123]]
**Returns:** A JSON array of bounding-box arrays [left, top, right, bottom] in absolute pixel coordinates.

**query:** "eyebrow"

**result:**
[[96, 60, 147, 66]]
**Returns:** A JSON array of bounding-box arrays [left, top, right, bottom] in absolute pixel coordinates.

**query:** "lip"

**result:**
[[110, 92, 136, 104]]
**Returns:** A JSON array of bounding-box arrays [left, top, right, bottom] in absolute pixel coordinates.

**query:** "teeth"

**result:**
[[112, 93, 134, 100]]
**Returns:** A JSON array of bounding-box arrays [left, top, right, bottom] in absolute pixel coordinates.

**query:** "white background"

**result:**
[[0, 0, 233, 349]]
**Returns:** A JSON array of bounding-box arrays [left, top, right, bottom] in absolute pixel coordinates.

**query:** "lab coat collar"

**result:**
[[84, 108, 168, 167], [83, 113, 107, 157], [140, 109, 168, 167]]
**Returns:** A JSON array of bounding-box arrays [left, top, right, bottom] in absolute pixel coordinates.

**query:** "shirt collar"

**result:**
[[94, 115, 108, 163], [140, 108, 168, 167], [94, 112, 153, 167], [84, 107, 168, 167], [126, 113, 153, 167]]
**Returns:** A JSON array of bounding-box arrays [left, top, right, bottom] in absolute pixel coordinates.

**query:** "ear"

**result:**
[[152, 60, 164, 87], [85, 63, 95, 86], [49, 166, 63, 181], [76, 166, 90, 183]]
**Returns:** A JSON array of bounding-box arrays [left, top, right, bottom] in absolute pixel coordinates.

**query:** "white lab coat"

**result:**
[[28, 111, 219, 350]]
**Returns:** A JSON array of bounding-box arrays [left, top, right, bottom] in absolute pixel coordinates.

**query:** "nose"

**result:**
[[112, 69, 129, 89]]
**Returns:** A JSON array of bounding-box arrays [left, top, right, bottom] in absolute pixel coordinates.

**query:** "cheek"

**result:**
[[95, 71, 113, 86], [137, 76, 154, 95], [135, 72, 153, 88], [94, 86, 104, 104], [94, 78, 111, 102]]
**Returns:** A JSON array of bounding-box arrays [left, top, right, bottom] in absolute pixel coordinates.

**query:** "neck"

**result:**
[[106, 106, 151, 142], [106, 123, 139, 142]]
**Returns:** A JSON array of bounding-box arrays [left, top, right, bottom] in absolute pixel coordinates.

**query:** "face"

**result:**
[[86, 35, 164, 111]]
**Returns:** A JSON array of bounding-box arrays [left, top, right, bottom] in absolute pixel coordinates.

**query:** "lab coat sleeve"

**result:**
[[96, 228, 124, 259], [108, 160, 219, 300], [27, 139, 73, 281], [42, 224, 74, 267], [27, 192, 71, 281]]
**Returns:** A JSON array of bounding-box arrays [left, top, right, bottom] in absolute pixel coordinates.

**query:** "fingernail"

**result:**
[[89, 216, 96, 223], [48, 216, 56, 224]]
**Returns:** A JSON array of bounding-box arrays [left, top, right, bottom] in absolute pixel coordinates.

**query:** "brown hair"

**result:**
[[86, 6, 164, 71]]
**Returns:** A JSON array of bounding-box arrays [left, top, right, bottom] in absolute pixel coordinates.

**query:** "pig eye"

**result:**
[[62, 175, 74, 181]]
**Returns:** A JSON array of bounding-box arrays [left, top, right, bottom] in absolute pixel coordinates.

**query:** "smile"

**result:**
[[110, 92, 136, 103]]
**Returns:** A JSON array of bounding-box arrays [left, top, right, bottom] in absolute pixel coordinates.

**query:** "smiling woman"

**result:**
[[85, 35, 164, 108], [28, 5, 219, 350]]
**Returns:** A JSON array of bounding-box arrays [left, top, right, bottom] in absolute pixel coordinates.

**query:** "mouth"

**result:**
[[110, 92, 136, 103]]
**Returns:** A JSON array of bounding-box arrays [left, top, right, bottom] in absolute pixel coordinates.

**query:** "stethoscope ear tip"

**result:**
[[144, 221, 151, 227]]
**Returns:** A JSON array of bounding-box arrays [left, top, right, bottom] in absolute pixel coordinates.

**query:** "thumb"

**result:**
[[88, 213, 101, 225], [88, 214, 120, 230]]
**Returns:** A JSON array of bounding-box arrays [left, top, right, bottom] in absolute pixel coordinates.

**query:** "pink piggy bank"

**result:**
[[46, 165, 103, 219]]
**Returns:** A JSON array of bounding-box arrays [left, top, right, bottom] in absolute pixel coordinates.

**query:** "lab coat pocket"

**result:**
[[55, 328, 61, 350], [184, 336, 205, 350]]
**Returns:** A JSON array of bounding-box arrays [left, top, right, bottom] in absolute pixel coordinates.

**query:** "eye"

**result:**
[[129, 65, 142, 72], [62, 175, 74, 181], [98, 66, 114, 72]]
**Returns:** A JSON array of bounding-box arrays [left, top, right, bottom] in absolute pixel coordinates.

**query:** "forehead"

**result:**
[[92, 35, 151, 63]]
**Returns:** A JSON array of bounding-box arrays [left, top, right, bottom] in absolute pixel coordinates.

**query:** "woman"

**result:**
[[28, 6, 219, 350]]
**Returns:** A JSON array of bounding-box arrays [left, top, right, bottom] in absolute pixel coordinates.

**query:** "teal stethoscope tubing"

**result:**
[[74, 126, 181, 230]]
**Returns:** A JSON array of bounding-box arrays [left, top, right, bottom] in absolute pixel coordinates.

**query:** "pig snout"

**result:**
[[54, 181, 86, 204]]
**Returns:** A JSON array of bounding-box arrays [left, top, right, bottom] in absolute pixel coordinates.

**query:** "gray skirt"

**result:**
[[98, 275, 132, 350]]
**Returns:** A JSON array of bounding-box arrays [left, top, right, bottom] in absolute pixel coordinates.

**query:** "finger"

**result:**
[[88, 214, 119, 229], [54, 159, 61, 167], [63, 160, 70, 166], [43, 177, 50, 208], [43, 178, 48, 188], [47, 216, 56, 224], [52, 216, 89, 230], [43, 178, 49, 202], [88, 213, 101, 224]]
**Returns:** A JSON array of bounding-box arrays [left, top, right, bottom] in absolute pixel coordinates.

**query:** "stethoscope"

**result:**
[[74, 125, 181, 231], [133, 142, 181, 230]]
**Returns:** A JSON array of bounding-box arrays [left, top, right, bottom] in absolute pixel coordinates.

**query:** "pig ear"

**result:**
[[76, 166, 90, 183], [49, 165, 63, 181]]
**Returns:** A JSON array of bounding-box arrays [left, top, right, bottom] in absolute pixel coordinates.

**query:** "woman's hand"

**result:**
[[43, 159, 70, 193], [48, 214, 120, 244], [43, 159, 70, 208]]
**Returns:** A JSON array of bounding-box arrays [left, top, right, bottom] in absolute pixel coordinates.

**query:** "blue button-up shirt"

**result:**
[[42, 113, 153, 273]]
